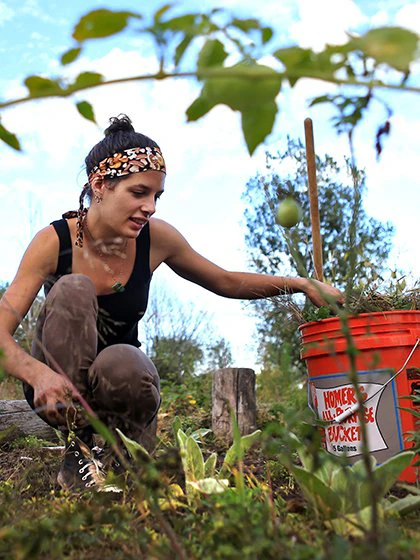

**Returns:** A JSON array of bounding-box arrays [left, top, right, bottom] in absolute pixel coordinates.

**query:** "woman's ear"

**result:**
[[90, 174, 105, 197]]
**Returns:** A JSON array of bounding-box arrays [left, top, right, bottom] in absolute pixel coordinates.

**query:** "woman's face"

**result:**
[[93, 170, 165, 237]]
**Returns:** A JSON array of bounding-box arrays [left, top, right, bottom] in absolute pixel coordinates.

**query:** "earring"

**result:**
[[93, 192, 103, 203]]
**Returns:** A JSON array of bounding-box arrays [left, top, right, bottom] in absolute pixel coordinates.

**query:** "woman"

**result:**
[[0, 115, 343, 491]]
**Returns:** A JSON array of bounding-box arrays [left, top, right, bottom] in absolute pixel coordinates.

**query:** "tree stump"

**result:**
[[0, 400, 59, 442], [212, 368, 256, 440]]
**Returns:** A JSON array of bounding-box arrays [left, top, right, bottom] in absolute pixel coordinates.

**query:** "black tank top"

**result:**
[[44, 219, 152, 353]]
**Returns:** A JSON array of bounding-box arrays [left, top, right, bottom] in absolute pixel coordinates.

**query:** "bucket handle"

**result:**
[[308, 337, 420, 425]]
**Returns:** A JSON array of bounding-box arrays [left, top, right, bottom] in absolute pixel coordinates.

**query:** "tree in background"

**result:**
[[206, 337, 232, 371], [242, 138, 395, 371], [140, 286, 232, 383]]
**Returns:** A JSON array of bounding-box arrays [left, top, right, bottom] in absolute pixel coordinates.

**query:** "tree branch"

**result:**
[[1, 68, 419, 111]]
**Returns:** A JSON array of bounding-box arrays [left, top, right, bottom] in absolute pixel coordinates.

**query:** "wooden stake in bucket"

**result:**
[[304, 118, 324, 282]]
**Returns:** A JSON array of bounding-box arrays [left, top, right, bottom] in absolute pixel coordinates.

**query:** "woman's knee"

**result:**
[[90, 344, 160, 390], [47, 274, 97, 310]]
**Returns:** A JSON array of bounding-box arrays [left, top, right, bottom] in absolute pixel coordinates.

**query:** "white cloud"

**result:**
[[395, 3, 420, 33], [0, 1, 14, 25], [199, 0, 295, 25], [290, 0, 366, 50], [357, 112, 420, 277], [20, 0, 66, 25], [370, 9, 390, 27]]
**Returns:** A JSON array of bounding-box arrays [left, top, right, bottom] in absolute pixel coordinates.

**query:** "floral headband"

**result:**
[[88, 145, 166, 182]]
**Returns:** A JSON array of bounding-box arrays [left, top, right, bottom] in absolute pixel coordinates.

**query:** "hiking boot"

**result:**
[[57, 437, 121, 492], [92, 445, 131, 477]]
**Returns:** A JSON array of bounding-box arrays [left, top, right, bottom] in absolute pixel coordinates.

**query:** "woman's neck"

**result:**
[[84, 210, 127, 256]]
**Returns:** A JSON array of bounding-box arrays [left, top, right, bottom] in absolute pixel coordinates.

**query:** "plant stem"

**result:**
[[150, 499, 188, 560], [342, 131, 382, 554]]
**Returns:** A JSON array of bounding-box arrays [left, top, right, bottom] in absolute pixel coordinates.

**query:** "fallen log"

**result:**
[[0, 400, 157, 451], [0, 399, 58, 442]]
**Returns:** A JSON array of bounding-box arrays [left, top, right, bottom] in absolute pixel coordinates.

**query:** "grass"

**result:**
[[0, 376, 419, 559]]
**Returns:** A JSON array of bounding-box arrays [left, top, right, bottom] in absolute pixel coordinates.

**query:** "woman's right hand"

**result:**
[[31, 368, 82, 425]]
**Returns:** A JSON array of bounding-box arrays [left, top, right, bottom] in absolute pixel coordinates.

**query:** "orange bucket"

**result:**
[[299, 310, 420, 482]]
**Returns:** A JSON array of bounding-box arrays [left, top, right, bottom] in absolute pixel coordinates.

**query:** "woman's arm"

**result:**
[[150, 219, 343, 306], [0, 226, 80, 422]]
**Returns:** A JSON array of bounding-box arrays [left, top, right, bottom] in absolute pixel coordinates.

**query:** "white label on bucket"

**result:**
[[311, 383, 388, 457]]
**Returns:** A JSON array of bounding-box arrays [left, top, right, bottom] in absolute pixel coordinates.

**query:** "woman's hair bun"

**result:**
[[104, 114, 135, 137]]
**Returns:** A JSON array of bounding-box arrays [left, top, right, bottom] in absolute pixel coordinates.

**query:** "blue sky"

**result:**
[[1, 0, 419, 370]]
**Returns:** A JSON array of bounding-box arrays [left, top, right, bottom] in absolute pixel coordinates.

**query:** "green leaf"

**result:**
[[160, 14, 198, 32], [330, 466, 352, 502], [230, 18, 260, 32], [153, 3, 173, 24], [25, 76, 63, 97], [240, 429, 262, 451], [191, 62, 280, 152], [274, 46, 312, 86], [202, 62, 281, 112], [177, 429, 192, 486], [61, 47, 82, 65], [327, 505, 382, 537], [204, 452, 217, 477], [354, 27, 419, 72], [274, 45, 344, 86], [73, 9, 142, 41], [241, 101, 277, 155], [76, 101, 96, 123], [187, 478, 229, 494], [220, 429, 261, 476], [400, 406, 420, 419], [186, 436, 205, 481], [350, 456, 378, 511], [373, 451, 415, 498], [385, 494, 420, 515], [172, 416, 182, 441], [186, 95, 215, 121], [190, 428, 212, 443], [289, 463, 342, 517], [197, 39, 228, 70], [176, 428, 188, 448], [397, 483, 420, 495], [262, 27, 273, 44], [115, 428, 151, 461], [174, 33, 194, 67], [0, 122, 21, 151], [72, 72, 104, 90], [318, 462, 345, 489], [309, 95, 333, 107]]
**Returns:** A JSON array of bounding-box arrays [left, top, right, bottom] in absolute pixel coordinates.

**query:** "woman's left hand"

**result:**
[[299, 278, 344, 308]]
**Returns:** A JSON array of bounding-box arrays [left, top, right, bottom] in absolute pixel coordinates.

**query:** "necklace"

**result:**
[[84, 218, 128, 293]]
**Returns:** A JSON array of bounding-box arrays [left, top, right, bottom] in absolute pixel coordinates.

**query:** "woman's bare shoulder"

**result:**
[[32, 224, 60, 249], [149, 217, 186, 242], [149, 217, 175, 232], [148, 218, 190, 270], [22, 224, 60, 276]]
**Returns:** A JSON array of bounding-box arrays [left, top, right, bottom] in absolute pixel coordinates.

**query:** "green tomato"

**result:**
[[275, 197, 302, 228]]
